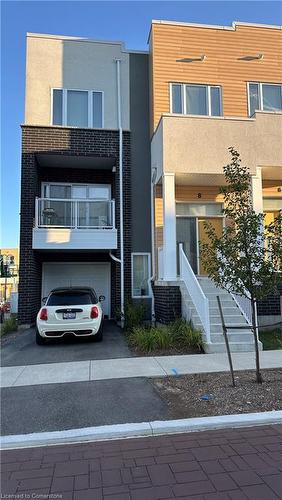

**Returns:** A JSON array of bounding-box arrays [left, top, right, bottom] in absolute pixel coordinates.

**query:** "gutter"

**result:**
[[115, 59, 125, 328]]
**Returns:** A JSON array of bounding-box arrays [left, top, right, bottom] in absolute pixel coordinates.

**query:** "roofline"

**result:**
[[26, 32, 148, 55], [147, 19, 282, 43]]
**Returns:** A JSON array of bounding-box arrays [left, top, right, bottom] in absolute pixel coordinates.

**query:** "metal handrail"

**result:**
[[179, 244, 211, 343]]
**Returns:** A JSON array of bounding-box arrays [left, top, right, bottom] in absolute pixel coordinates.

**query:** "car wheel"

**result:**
[[94, 322, 103, 342], [36, 329, 46, 345]]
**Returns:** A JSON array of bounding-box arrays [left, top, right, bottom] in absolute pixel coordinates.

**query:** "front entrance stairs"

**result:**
[[180, 277, 262, 354]]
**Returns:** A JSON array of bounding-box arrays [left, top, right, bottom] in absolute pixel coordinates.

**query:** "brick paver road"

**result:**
[[1, 424, 282, 499]]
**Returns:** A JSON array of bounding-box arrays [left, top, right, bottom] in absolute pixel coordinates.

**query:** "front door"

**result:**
[[177, 216, 223, 275], [198, 217, 223, 275], [176, 217, 197, 274]]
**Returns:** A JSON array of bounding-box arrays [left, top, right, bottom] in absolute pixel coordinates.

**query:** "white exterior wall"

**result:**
[[25, 34, 130, 129]]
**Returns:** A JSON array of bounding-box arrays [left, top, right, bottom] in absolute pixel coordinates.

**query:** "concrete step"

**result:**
[[194, 323, 253, 335], [211, 332, 254, 343], [204, 341, 262, 354], [208, 314, 247, 323], [191, 314, 248, 326], [209, 302, 242, 316]]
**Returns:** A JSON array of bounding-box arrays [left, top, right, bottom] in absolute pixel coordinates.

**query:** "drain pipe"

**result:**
[[149, 168, 157, 325], [115, 58, 124, 328]]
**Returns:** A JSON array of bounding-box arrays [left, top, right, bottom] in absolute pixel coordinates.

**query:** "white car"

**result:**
[[36, 287, 104, 345]]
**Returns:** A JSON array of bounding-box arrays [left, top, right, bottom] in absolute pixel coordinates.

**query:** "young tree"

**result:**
[[200, 147, 282, 384]]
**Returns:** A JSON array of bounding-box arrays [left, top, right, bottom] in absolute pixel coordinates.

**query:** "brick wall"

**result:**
[[257, 283, 282, 317], [153, 284, 181, 324], [18, 126, 131, 324]]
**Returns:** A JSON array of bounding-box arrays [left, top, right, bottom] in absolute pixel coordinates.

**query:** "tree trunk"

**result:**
[[251, 297, 263, 384]]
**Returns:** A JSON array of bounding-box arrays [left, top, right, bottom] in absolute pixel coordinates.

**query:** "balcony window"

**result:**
[[52, 89, 103, 128], [248, 83, 282, 116], [131, 253, 151, 298], [171, 83, 222, 117]]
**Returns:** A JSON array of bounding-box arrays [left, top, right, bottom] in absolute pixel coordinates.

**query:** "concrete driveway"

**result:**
[[1, 321, 133, 367]]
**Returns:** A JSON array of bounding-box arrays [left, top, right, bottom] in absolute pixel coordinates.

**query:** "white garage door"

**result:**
[[42, 262, 111, 316]]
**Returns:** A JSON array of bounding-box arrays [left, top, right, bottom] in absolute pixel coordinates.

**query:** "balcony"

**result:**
[[151, 111, 282, 181], [32, 198, 117, 250]]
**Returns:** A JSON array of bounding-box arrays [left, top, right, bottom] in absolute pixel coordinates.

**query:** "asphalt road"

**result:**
[[1, 321, 133, 367], [1, 377, 168, 435]]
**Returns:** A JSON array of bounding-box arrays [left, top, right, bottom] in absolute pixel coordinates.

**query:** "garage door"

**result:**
[[42, 262, 111, 316]]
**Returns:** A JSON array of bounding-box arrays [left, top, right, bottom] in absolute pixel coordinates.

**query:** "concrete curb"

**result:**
[[1, 410, 282, 450]]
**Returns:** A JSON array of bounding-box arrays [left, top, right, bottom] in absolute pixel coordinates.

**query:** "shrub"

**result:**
[[123, 301, 146, 332], [259, 328, 282, 350], [1, 315, 18, 336], [128, 319, 203, 353], [169, 318, 203, 350], [129, 325, 172, 352]]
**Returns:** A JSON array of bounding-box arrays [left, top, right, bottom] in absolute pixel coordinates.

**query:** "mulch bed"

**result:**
[[151, 368, 282, 418]]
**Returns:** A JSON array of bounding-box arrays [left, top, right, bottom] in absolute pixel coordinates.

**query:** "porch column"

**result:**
[[251, 167, 263, 214], [162, 173, 177, 280]]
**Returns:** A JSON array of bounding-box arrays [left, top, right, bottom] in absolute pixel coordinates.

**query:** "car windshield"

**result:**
[[47, 291, 96, 306]]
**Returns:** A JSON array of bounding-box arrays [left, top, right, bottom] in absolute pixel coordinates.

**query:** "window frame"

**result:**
[[131, 252, 151, 299], [51, 88, 104, 128], [247, 82, 282, 117], [41, 182, 111, 200], [169, 83, 222, 117]]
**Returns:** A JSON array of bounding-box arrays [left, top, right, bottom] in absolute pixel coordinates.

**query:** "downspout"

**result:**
[[150, 168, 157, 325], [115, 58, 125, 328]]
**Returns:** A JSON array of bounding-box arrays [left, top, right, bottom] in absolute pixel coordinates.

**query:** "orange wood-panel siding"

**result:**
[[151, 23, 282, 131], [262, 180, 282, 197], [155, 185, 163, 251], [176, 185, 224, 202], [154, 181, 281, 253]]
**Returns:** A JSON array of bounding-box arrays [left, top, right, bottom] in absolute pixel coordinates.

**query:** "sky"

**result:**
[[1, 0, 282, 248]]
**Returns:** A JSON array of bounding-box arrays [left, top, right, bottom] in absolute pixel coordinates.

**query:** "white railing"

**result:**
[[35, 198, 115, 229], [179, 244, 211, 343], [231, 292, 253, 326], [157, 247, 164, 279]]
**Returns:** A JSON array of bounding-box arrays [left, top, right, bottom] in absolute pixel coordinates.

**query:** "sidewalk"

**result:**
[[1, 350, 281, 388], [2, 424, 282, 499]]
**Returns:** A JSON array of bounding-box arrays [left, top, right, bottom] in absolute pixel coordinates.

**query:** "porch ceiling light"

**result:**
[[176, 55, 206, 62], [238, 54, 264, 61]]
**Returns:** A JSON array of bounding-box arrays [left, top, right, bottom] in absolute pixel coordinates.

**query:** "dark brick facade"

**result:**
[[18, 125, 131, 324], [257, 283, 282, 316], [153, 284, 182, 324]]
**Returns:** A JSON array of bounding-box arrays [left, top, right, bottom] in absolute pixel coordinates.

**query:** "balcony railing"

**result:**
[[35, 198, 115, 229]]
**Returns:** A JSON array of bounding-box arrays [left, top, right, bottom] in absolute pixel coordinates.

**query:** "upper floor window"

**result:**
[[248, 83, 282, 116], [42, 182, 111, 200], [170, 83, 222, 117], [52, 89, 103, 128]]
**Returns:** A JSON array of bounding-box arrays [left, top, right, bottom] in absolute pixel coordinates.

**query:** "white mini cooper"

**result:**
[[36, 287, 104, 345]]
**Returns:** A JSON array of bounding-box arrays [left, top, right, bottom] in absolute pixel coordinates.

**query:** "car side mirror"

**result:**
[[99, 295, 105, 302], [42, 297, 47, 305]]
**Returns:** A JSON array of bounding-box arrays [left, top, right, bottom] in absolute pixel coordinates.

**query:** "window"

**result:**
[[52, 90, 63, 125], [131, 253, 151, 298], [52, 89, 103, 128], [42, 183, 111, 200], [176, 203, 223, 217], [47, 290, 97, 306], [67, 90, 88, 127], [248, 83, 282, 116], [171, 83, 222, 116]]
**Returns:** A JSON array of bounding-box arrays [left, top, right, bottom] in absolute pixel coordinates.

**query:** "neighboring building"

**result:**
[[18, 22, 281, 351], [0, 248, 19, 301], [150, 21, 282, 348], [18, 33, 151, 326]]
